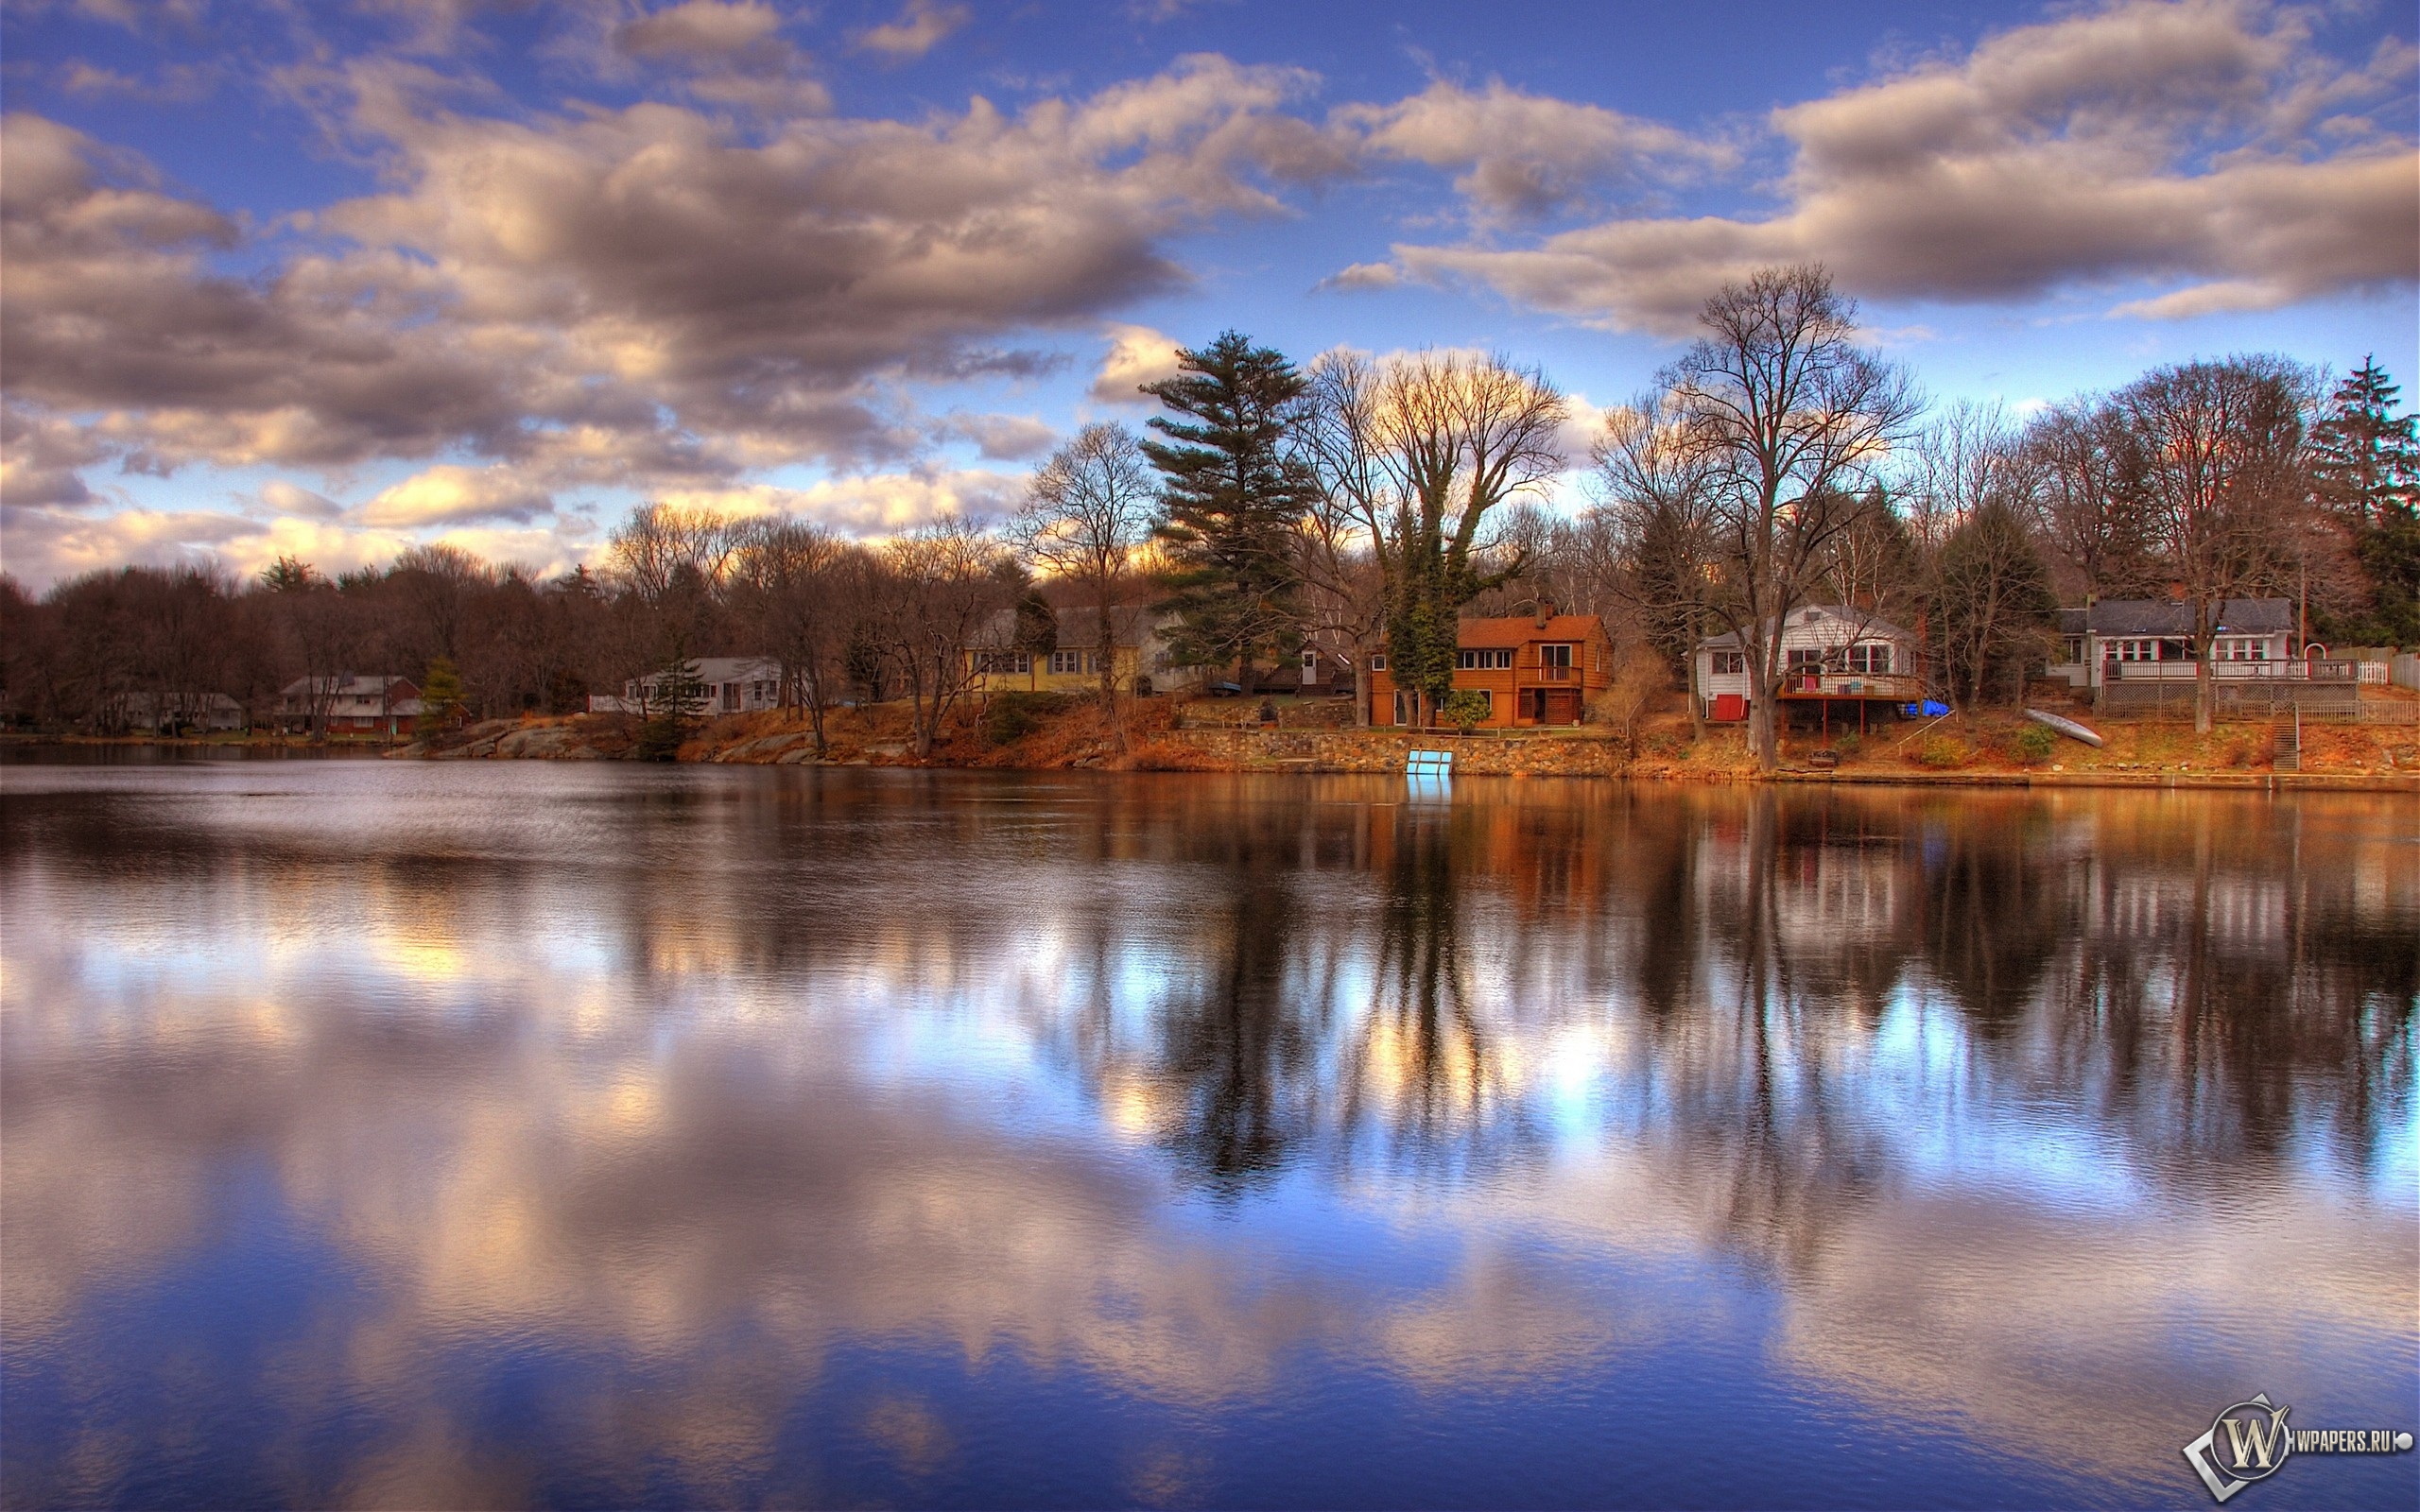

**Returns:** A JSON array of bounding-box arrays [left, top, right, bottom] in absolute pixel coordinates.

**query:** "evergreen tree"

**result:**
[[2309, 358, 2419, 527], [2309, 360, 2420, 645], [1142, 332, 1313, 685], [415, 656, 466, 737], [1010, 589, 1059, 659]]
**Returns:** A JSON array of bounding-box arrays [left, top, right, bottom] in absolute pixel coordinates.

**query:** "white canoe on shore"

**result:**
[[2024, 708, 2104, 747]]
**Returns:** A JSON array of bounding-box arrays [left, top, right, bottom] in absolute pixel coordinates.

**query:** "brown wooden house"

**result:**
[[1368, 613, 1615, 728]]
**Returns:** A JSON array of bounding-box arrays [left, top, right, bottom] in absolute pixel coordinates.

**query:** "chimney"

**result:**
[[2167, 580, 2186, 602], [1534, 599, 1554, 628]]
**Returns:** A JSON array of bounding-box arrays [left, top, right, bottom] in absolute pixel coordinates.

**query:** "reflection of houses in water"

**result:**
[[1771, 846, 1906, 948], [2081, 872, 2289, 950]]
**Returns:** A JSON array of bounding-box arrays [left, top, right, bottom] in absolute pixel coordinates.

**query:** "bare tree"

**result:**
[[1341, 351, 1567, 727], [876, 518, 1015, 757], [1932, 499, 2058, 706], [1593, 642, 1668, 759], [608, 502, 741, 722], [1291, 352, 1398, 724], [1010, 423, 1155, 751], [2117, 356, 2315, 732], [1659, 266, 1922, 770], [1593, 397, 1719, 737], [730, 520, 853, 755], [2022, 400, 2154, 600]]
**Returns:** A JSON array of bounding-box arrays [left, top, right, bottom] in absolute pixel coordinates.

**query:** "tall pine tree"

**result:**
[[1142, 332, 1313, 686], [2309, 359, 2420, 644], [2309, 357, 2419, 527]]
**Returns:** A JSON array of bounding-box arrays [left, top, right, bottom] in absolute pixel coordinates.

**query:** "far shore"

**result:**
[[9, 696, 2416, 796]]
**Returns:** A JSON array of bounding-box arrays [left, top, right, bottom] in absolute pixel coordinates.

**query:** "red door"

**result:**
[[1712, 694, 1747, 722]]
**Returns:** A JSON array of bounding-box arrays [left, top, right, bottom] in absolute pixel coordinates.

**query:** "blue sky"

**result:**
[[2, 0, 2413, 587]]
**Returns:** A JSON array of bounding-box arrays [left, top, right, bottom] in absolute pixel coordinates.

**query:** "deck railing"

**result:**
[[1775, 672, 1927, 700], [2108, 660, 2354, 683]]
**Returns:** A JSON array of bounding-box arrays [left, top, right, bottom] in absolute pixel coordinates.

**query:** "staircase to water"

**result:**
[[2272, 710, 2300, 773]]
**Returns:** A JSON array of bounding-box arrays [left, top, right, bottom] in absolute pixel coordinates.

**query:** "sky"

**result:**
[[1, 0, 2414, 591]]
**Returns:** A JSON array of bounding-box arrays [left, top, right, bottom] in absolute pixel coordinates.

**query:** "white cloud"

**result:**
[[1319, 261, 1399, 292], [258, 479, 345, 520], [657, 467, 1028, 536], [1337, 79, 1733, 219], [851, 0, 970, 61], [358, 465, 555, 527], [939, 412, 1059, 461], [614, 0, 786, 59], [1374, 0, 2419, 332], [1088, 323, 1185, 404], [2, 54, 1332, 495]]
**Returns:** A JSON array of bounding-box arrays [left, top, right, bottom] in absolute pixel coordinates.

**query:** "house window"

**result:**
[[976, 651, 1031, 675], [1787, 648, 1825, 674], [1048, 650, 1095, 675], [1539, 644, 1574, 679], [1369, 654, 1388, 670], [1712, 650, 1746, 676], [1842, 643, 1893, 675], [2110, 639, 2156, 662], [1453, 648, 1513, 670]]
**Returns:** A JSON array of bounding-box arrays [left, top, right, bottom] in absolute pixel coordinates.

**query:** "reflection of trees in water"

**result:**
[[1632, 792, 1893, 1275], [1335, 803, 1538, 1177], [1142, 799, 1322, 1190], [54, 769, 2393, 1206]]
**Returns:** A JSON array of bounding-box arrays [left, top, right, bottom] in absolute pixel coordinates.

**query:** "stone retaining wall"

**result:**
[[1162, 728, 1624, 776]]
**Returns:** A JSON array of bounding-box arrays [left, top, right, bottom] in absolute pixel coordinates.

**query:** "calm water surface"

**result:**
[[2, 759, 2414, 1509]]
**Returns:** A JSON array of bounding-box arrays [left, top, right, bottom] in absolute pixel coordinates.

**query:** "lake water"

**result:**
[[2, 758, 2414, 1509]]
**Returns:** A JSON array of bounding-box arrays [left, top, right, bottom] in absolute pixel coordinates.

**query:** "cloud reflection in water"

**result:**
[[2, 765, 2412, 1507]]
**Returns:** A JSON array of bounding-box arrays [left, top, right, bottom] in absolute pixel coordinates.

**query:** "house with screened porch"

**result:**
[[1694, 606, 1926, 730]]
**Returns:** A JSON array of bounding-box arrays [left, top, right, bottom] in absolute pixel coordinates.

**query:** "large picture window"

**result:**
[[1842, 643, 1893, 675], [975, 652, 1031, 675]]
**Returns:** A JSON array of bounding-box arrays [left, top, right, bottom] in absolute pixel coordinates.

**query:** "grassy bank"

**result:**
[[340, 691, 2420, 792], [12, 691, 2414, 791]]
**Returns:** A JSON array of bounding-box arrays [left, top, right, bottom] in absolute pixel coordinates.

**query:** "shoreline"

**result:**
[[8, 728, 2414, 795]]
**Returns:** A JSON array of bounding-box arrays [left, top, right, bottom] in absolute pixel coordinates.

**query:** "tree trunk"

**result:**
[[1746, 634, 1780, 771], [1685, 612, 1704, 743], [1097, 605, 1121, 754], [2194, 625, 2217, 735]]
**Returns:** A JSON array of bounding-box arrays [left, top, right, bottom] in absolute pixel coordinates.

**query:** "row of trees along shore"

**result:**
[[4, 266, 2415, 770]]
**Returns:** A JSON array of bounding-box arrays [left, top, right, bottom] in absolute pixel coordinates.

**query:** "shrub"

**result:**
[[1913, 734, 1969, 770], [981, 691, 1076, 747], [633, 715, 687, 762], [1441, 688, 1493, 733], [2011, 723, 2058, 764]]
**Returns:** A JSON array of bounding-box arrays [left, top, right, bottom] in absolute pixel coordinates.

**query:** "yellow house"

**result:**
[[967, 606, 1158, 695]]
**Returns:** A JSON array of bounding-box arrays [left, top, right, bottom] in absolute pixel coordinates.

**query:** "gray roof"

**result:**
[[1698, 605, 1916, 650], [2077, 597, 2291, 636], [970, 604, 1154, 649]]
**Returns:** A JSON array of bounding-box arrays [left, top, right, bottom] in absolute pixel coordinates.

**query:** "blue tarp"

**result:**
[[1898, 700, 1951, 718]]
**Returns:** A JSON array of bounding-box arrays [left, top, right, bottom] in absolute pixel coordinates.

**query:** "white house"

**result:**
[[2045, 598, 2295, 689], [1694, 606, 1926, 723], [596, 657, 782, 716], [119, 691, 246, 734], [275, 675, 423, 735]]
